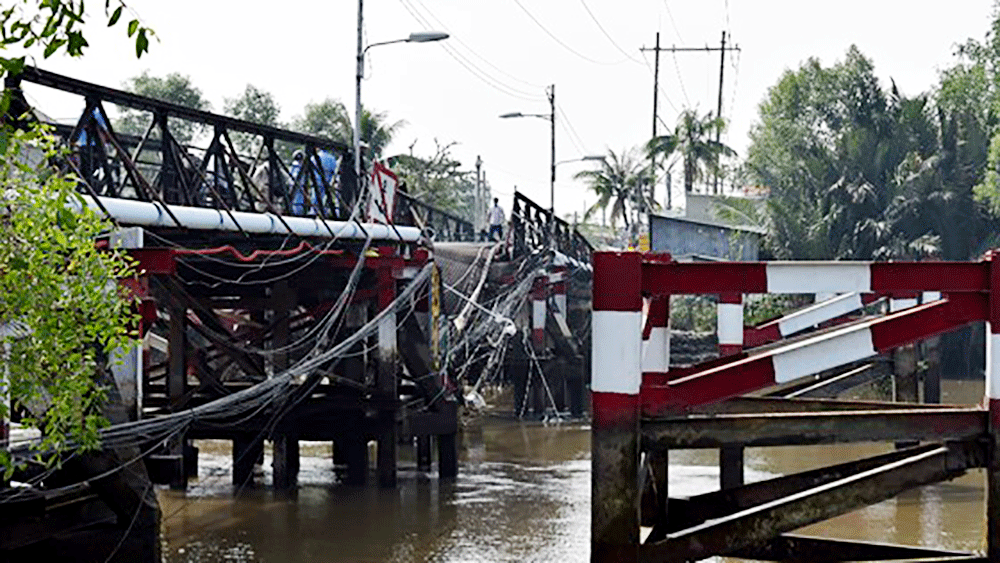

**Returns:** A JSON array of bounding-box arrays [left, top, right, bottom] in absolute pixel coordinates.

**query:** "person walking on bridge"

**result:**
[[488, 198, 505, 241]]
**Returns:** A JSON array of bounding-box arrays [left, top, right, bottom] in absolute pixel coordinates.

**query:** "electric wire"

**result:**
[[409, 0, 545, 90], [510, 0, 629, 66], [398, 0, 545, 101], [578, 0, 643, 64]]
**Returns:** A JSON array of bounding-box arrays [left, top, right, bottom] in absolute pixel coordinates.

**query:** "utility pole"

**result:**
[[714, 31, 727, 194], [548, 84, 556, 245], [651, 31, 661, 209], [475, 155, 483, 236], [641, 31, 740, 197]]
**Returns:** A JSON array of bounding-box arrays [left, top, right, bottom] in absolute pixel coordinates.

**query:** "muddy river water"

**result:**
[[158, 380, 987, 562]]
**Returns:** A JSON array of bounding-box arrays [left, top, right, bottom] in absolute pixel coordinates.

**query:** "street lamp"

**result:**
[[500, 84, 557, 242], [355, 1, 447, 201]]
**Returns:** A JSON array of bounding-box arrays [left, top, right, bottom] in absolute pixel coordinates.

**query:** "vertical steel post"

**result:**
[[592, 252, 642, 563], [987, 253, 1000, 558]]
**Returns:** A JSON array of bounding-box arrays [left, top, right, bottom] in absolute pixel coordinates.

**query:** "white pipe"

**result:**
[[78, 195, 421, 242]]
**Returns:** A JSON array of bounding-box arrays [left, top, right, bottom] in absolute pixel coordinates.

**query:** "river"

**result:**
[[159, 379, 986, 562]]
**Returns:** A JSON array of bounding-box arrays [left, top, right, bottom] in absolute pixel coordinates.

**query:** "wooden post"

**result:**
[[417, 436, 432, 471], [591, 252, 642, 563], [377, 266, 399, 488], [167, 299, 187, 491], [987, 253, 1000, 559], [642, 294, 671, 527], [438, 432, 458, 479], [233, 434, 262, 489], [718, 292, 744, 490], [271, 281, 299, 493]]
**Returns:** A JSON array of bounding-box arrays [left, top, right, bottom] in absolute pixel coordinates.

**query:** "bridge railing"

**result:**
[[7, 67, 361, 226], [395, 192, 475, 242], [510, 190, 592, 262]]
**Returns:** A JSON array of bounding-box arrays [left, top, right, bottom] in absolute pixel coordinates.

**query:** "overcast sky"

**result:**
[[20, 0, 997, 218]]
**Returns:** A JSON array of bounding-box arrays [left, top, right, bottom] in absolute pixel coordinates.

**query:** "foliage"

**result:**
[[387, 140, 475, 219], [0, 0, 148, 475], [668, 295, 715, 333], [649, 109, 735, 195], [574, 146, 648, 228], [0, 125, 137, 475], [745, 45, 987, 261], [291, 99, 405, 167], [115, 71, 210, 144], [223, 83, 281, 155]]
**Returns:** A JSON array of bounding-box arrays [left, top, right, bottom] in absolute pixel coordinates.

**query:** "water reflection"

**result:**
[[161, 380, 989, 562]]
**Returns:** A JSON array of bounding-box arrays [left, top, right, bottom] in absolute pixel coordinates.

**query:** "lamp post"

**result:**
[[500, 84, 558, 242], [355, 0, 447, 200]]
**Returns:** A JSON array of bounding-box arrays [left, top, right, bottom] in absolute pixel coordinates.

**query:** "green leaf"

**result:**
[[67, 31, 87, 56], [43, 38, 65, 58], [108, 6, 122, 26], [127, 19, 138, 37], [135, 28, 148, 58]]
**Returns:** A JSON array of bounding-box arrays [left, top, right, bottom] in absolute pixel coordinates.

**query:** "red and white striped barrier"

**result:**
[[718, 293, 743, 357], [550, 266, 567, 317], [591, 252, 642, 560], [531, 275, 548, 352], [642, 296, 670, 373]]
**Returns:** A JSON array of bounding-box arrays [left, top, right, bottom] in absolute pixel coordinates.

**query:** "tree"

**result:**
[[224, 83, 281, 155], [388, 140, 475, 219], [574, 147, 648, 228], [0, 1, 150, 474], [649, 109, 735, 195], [292, 99, 405, 167], [115, 71, 210, 144]]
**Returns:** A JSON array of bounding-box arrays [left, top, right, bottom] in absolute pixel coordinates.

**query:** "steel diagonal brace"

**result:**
[[639, 442, 983, 563], [641, 293, 987, 415]]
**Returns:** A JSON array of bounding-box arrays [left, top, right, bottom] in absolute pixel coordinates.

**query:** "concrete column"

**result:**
[[717, 292, 744, 490], [377, 266, 399, 488], [591, 252, 642, 563], [531, 275, 548, 352]]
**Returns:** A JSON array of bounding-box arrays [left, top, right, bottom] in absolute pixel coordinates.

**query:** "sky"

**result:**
[[18, 0, 998, 221]]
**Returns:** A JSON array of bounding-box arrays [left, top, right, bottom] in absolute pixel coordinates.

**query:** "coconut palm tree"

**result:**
[[293, 99, 405, 166], [648, 109, 735, 194], [574, 147, 648, 228]]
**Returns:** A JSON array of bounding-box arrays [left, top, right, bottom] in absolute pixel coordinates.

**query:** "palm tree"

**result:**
[[574, 147, 648, 228], [648, 109, 735, 194], [293, 99, 405, 165]]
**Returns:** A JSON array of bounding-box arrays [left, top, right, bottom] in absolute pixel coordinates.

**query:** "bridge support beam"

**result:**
[[377, 266, 399, 488], [987, 254, 1000, 559], [167, 298, 187, 491], [718, 292, 745, 490], [591, 252, 641, 563]]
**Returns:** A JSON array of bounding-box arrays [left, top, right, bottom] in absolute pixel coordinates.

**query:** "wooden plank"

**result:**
[[642, 408, 986, 450], [729, 533, 971, 562], [640, 443, 979, 563]]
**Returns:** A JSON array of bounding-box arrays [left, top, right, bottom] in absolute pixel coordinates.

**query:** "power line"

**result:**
[[410, 0, 545, 90], [671, 52, 691, 107], [398, 0, 544, 101], [640, 50, 679, 114], [578, 0, 643, 65], [511, 0, 628, 66], [661, 0, 685, 43], [556, 104, 589, 155]]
